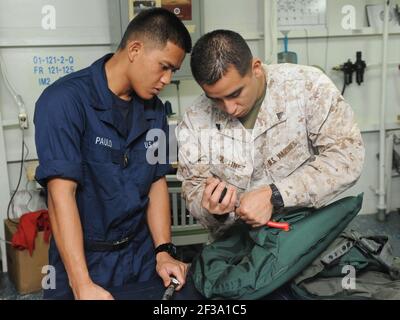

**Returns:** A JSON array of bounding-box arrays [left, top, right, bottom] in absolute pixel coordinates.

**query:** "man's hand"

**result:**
[[235, 186, 273, 228], [156, 252, 189, 291], [201, 177, 237, 215], [72, 280, 114, 300]]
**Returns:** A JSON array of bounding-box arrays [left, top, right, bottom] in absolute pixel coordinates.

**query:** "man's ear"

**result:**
[[252, 58, 263, 78], [126, 40, 143, 62]]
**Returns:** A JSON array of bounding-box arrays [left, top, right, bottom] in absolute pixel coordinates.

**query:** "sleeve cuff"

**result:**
[[35, 160, 82, 187], [274, 178, 311, 208], [153, 164, 174, 182]]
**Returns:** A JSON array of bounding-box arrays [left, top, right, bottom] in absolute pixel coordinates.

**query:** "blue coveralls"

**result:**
[[34, 54, 171, 299]]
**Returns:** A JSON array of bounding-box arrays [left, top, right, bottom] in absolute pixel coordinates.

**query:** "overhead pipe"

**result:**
[[264, 0, 278, 64], [377, 0, 391, 222]]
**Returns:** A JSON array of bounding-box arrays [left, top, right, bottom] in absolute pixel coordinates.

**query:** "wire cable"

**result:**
[[24, 142, 34, 212], [6, 129, 26, 224], [25, 179, 34, 212], [0, 237, 12, 245]]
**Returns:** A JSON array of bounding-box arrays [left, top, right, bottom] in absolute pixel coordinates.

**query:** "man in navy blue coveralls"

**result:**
[[34, 8, 192, 300]]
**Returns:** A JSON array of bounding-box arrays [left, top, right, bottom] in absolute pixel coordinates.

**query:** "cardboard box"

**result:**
[[4, 219, 49, 295]]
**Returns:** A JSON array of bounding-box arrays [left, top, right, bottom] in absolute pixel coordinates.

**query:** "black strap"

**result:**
[[85, 219, 145, 252], [85, 232, 135, 252]]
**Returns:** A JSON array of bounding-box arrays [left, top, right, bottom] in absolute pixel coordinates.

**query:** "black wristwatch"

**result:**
[[155, 242, 177, 259], [269, 183, 284, 211]]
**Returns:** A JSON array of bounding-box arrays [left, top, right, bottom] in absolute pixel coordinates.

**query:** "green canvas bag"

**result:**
[[290, 229, 400, 300], [191, 194, 363, 300]]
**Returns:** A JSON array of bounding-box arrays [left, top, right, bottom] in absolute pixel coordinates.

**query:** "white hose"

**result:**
[[0, 54, 25, 112]]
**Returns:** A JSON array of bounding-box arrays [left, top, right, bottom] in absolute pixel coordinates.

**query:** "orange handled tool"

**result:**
[[266, 221, 290, 232], [218, 186, 290, 231]]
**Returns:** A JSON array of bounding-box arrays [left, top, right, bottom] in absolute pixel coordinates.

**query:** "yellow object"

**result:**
[[171, 161, 178, 169], [185, 24, 195, 33], [26, 161, 39, 182]]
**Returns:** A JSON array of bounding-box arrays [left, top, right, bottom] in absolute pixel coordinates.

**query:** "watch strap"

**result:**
[[155, 242, 178, 259], [270, 183, 284, 210]]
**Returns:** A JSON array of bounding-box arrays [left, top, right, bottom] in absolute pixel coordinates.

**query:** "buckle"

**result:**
[[112, 236, 129, 246], [85, 234, 133, 252]]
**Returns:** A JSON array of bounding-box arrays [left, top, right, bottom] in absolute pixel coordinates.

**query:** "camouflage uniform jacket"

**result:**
[[176, 64, 365, 234]]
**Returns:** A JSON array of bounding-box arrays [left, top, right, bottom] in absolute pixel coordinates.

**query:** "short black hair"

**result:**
[[119, 8, 192, 53], [190, 30, 253, 86]]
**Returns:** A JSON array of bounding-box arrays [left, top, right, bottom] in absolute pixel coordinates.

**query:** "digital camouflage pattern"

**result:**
[[176, 64, 365, 235]]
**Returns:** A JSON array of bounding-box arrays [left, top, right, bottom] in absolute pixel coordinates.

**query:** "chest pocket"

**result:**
[[210, 159, 252, 191], [81, 137, 120, 200], [264, 139, 311, 182], [209, 132, 253, 191]]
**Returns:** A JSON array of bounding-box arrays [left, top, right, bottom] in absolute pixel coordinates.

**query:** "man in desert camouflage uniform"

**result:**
[[176, 30, 365, 236]]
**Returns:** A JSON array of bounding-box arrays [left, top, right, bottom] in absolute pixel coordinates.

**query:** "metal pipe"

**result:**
[[377, 0, 391, 222], [264, 0, 278, 64], [385, 133, 395, 214]]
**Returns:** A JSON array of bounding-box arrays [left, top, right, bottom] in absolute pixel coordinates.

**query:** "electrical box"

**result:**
[[109, 0, 203, 80]]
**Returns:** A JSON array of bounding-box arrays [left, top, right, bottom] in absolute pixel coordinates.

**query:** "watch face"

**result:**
[[169, 244, 177, 256]]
